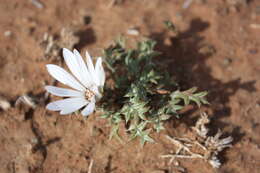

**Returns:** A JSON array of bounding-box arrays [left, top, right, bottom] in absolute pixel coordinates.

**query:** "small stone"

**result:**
[[182, 0, 193, 9], [4, 30, 12, 37], [248, 49, 258, 54], [250, 24, 260, 29], [173, 160, 179, 166], [127, 28, 140, 36], [199, 44, 216, 55], [31, 138, 38, 144], [31, 0, 44, 9], [223, 58, 232, 66], [0, 97, 11, 111]]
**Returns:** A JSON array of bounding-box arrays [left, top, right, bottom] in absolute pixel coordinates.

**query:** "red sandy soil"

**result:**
[[0, 0, 259, 173]]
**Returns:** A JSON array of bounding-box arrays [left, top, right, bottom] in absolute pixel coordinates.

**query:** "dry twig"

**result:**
[[15, 95, 37, 109], [88, 159, 94, 173], [161, 113, 233, 168]]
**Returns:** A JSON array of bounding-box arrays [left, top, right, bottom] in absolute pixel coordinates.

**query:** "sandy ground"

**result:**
[[0, 0, 260, 173]]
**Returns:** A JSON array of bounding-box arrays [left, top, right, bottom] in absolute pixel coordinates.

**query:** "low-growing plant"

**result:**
[[99, 37, 209, 145]]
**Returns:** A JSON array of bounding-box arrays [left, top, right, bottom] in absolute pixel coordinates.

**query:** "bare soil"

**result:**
[[0, 0, 260, 173]]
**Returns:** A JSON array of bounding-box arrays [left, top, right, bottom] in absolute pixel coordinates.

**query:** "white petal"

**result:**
[[46, 98, 88, 115], [63, 48, 83, 82], [45, 86, 84, 97], [63, 48, 93, 88], [81, 101, 95, 116], [85, 51, 96, 80], [73, 49, 94, 87], [46, 102, 60, 111], [46, 64, 85, 91], [94, 57, 105, 87]]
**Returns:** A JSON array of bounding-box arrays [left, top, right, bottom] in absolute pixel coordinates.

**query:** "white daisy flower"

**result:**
[[45, 48, 105, 116]]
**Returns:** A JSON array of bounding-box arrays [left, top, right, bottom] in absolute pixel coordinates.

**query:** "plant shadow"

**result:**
[[74, 27, 96, 51], [150, 18, 256, 140]]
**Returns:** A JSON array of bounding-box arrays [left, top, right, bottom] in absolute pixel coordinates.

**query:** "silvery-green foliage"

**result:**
[[100, 38, 208, 145]]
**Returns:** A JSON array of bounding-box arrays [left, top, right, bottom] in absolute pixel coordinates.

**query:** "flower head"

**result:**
[[45, 48, 105, 116]]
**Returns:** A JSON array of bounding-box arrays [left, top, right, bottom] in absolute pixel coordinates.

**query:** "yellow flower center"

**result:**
[[85, 89, 95, 101]]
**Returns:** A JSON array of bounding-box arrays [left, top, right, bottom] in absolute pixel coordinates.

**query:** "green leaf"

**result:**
[[164, 20, 178, 33], [109, 124, 122, 143], [100, 36, 209, 144], [140, 129, 154, 146]]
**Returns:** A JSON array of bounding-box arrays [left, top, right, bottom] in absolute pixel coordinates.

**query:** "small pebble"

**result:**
[[31, 138, 39, 144], [182, 0, 193, 9], [127, 28, 140, 36], [250, 24, 260, 29], [4, 30, 12, 37], [173, 160, 179, 166], [248, 49, 258, 55], [223, 58, 232, 66], [31, 0, 44, 9], [0, 97, 11, 111], [199, 44, 216, 55]]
